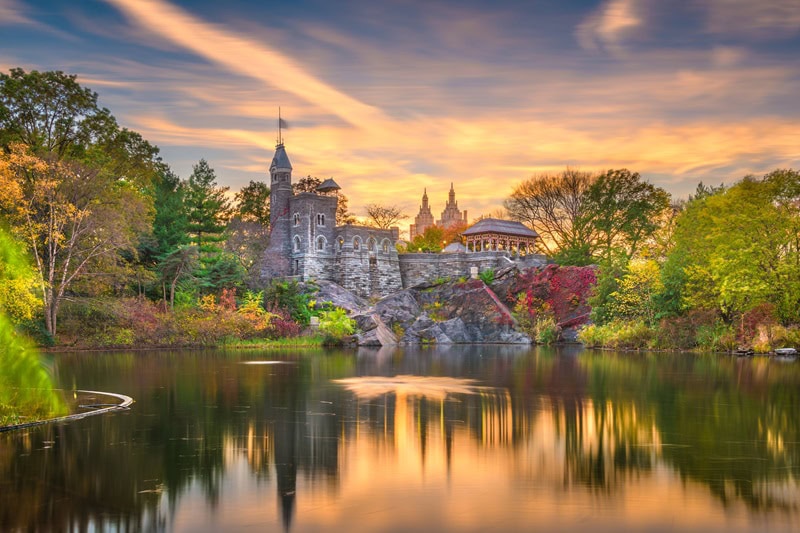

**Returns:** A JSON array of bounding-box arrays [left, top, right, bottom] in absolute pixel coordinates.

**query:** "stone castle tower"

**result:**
[[261, 142, 294, 278], [409, 188, 435, 240], [259, 142, 402, 297], [438, 182, 467, 228]]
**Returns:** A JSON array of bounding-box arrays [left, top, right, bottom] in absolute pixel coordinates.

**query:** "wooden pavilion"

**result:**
[[461, 218, 539, 256]]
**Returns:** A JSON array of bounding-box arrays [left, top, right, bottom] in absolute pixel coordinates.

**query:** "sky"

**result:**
[[1, 0, 799, 224]]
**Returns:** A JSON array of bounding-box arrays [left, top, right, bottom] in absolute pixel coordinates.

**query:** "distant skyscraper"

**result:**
[[437, 183, 467, 228], [409, 188, 435, 240]]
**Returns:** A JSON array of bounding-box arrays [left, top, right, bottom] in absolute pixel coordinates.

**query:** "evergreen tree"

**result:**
[[185, 159, 231, 255], [184, 159, 239, 292]]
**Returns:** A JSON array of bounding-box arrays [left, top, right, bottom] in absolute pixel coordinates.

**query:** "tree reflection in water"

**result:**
[[0, 346, 798, 531]]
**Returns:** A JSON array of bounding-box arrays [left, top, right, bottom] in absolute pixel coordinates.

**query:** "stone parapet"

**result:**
[[398, 251, 547, 287]]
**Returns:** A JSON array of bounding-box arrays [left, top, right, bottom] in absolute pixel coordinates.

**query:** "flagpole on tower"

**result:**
[[278, 106, 282, 145]]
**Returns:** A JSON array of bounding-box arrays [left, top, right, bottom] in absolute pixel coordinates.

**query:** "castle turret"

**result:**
[[260, 143, 294, 280], [269, 142, 293, 229]]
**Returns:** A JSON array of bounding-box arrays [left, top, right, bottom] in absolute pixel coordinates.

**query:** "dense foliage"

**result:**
[[0, 68, 337, 348], [3, 67, 800, 354]]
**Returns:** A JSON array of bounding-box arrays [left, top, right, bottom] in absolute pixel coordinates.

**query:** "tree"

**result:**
[[0, 68, 163, 329], [505, 169, 595, 263], [406, 225, 445, 252], [185, 159, 231, 255], [158, 245, 198, 309], [0, 227, 41, 325], [293, 175, 355, 225], [666, 170, 800, 323], [580, 169, 671, 261], [606, 259, 664, 326], [0, 68, 115, 158], [138, 167, 189, 265], [442, 220, 469, 246], [365, 204, 407, 229], [0, 144, 150, 335], [234, 180, 270, 225]]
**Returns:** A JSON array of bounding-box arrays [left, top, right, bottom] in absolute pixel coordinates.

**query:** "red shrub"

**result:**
[[513, 265, 596, 327]]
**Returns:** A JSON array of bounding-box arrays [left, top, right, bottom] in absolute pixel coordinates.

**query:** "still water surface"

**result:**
[[1, 346, 799, 532]]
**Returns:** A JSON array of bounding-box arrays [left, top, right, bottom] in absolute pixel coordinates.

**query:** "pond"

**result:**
[[1, 346, 799, 532]]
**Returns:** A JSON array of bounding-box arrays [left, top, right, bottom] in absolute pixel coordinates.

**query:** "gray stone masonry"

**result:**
[[398, 251, 547, 288], [335, 224, 402, 298]]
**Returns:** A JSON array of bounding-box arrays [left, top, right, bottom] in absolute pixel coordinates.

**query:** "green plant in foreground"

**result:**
[[479, 269, 494, 284], [318, 307, 356, 341], [535, 316, 559, 344], [0, 313, 66, 426]]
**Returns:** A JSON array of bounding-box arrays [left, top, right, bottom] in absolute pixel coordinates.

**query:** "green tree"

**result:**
[[0, 68, 114, 158], [185, 158, 231, 263], [606, 259, 664, 326], [139, 168, 189, 264], [588, 254, 627, 325], [234, 180, 270, 225], [406, 225, 445, 252], [581, 169, 671, 262], [158, 245, 199, 309], [667, 170, 800, 323]]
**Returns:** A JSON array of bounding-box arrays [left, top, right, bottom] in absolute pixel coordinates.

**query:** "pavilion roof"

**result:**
[[462, 218, 539, 238]]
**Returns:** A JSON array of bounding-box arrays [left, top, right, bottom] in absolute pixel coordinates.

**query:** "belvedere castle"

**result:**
[[260, 142, 545, 298]]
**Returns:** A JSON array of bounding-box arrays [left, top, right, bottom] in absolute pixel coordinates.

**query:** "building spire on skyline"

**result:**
[[409, 185, 468, 240]]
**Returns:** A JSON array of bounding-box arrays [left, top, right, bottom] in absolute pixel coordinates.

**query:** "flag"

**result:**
[[279, 117, 289, 129]]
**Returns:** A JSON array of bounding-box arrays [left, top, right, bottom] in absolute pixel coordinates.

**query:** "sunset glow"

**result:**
[[2, 0, 798, 219]]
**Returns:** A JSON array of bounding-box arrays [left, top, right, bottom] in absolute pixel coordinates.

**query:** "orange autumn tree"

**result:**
[[0, 144, 151, 336]]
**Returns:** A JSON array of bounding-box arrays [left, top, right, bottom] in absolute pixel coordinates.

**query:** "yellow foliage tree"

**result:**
[[0, 143, 150, 336]]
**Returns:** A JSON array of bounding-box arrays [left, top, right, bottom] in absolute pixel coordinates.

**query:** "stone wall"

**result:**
[[398, 251, 547, 288], [334, 224, 402, 298]]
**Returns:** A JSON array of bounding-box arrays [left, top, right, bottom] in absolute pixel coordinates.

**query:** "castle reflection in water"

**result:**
[[1, 345, 799, 532]]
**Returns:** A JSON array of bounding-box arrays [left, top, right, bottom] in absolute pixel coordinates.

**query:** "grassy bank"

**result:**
[[578, 316, 800, 353]]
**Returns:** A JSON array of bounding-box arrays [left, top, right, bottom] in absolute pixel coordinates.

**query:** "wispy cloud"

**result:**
[[103, 0, 386, 128], [704, 0, 800, 38], [57, 0, 800, 220], [576, 0, 642, 54], [0, 0, 33, 26]]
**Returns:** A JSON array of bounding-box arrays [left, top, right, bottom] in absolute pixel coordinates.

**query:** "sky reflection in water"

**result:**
[[0, 346, 798, 532]]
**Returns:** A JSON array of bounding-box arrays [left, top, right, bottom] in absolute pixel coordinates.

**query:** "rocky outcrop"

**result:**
[[309, 280, 369, 314], [312, 263, 596, 346], [349, 278, 531, 346]]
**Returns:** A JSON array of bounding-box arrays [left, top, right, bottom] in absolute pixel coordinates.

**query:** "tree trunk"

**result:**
[[170, 277, 178, 309]]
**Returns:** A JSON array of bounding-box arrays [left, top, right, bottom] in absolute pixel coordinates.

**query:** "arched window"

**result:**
[[353, 236, 361, 251], [381, 239, 390, 253], [293, 213, 299, 226], [338, 237, 344, 251], [367, 237, 377, 252], [293, 236, 301, 252], [317, 236, 326, 251], [317, 213, 325, 226]]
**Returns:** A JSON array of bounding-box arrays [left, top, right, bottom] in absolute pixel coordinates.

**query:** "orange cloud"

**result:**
[[92, 0, 800, 227]]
